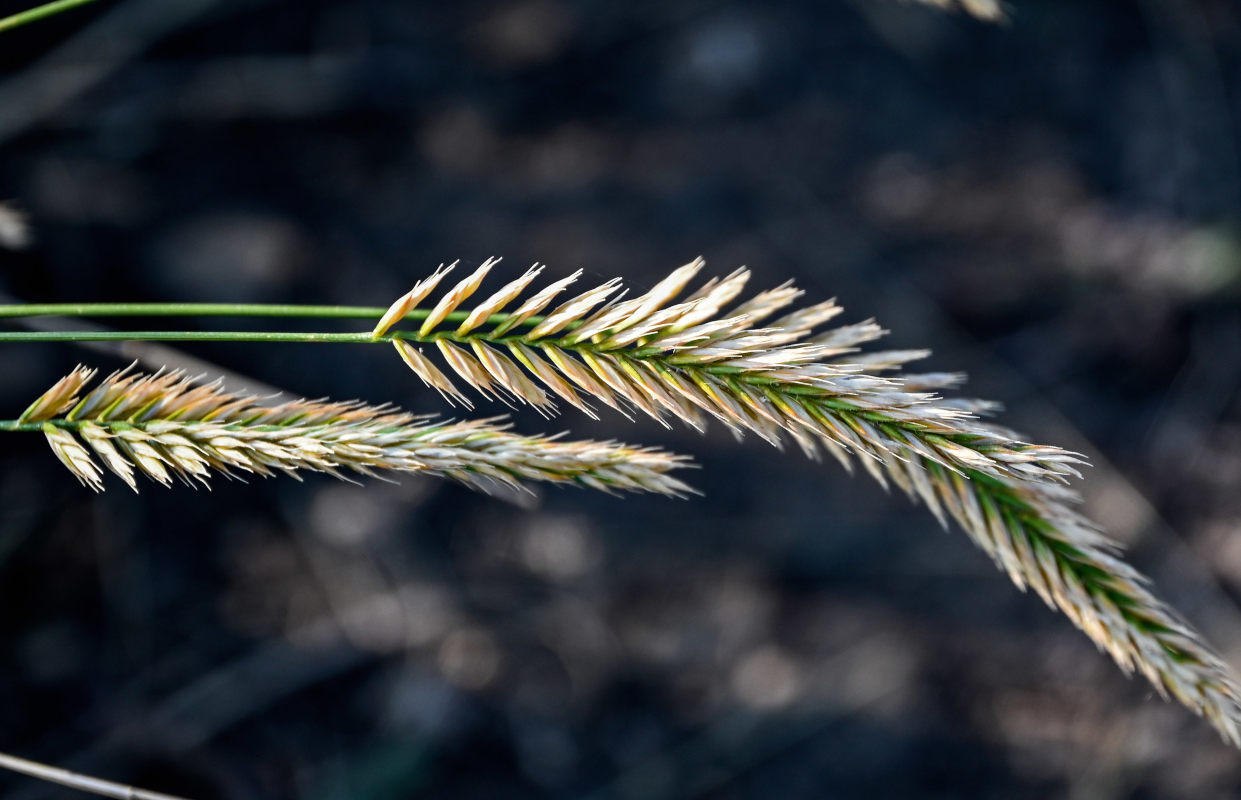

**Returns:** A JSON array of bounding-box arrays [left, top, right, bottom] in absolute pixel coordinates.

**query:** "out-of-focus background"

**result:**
[[2, 1, 1241, 797]]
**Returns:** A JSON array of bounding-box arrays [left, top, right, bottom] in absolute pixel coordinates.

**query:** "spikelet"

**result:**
[[375, 258, 1241, 745], [19, 365, 96, 423], [457, 264, 543, 335], [371, 261, 457, 337], [27, 366, 694, 497], [392, 340, 472, 408], [419, 258, 499, 336]]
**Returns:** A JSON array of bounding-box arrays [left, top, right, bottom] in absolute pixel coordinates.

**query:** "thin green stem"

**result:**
[[0, 330, 389, 344], [0, 303, 556, 332], [0, 302, 390, 319], [0, 0, 100, 34], [0, 328, 549, 345]]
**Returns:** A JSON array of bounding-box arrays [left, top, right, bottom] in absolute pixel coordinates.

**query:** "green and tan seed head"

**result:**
[[367, 257, 1241, 744], [25, 366, 694, 498]]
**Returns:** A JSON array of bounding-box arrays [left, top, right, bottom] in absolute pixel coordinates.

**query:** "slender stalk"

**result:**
[[0, 301, 391, 319], [0, 750, 188, 800], [0, 303, 538, 327], [0, 304, 550, 340], [0, 330, 391, 344], [0, 0, 100, 35], [0, 318, 551, 344]]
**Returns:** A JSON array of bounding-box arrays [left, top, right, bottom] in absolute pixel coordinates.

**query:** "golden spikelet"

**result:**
[[25, 366, 694, 497], [371, 261, 457, 338], [374, 258, 1241, 744], [392, 340, 472, 408], [457, 263, 543, 335], [18, 364, 95, 423], [419, 258, 498, 336], [492, 269, 583, 336]]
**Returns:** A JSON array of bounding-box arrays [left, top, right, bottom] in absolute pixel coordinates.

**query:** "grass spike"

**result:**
[[25, 366, 694, 498], [364, 257, 1241, 744]]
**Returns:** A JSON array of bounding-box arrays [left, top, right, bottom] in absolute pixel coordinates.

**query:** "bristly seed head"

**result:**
[[371, 256, 1241, 745], [27, 365, 695, 498]]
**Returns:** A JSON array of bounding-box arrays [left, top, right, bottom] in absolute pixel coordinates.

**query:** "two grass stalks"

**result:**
[[3, 258, 1240, 752], [0, 4, 1001, 798]]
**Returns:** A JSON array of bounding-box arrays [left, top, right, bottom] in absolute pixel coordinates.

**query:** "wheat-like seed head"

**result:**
[[373, 257, 1241, 744], [23, 366, 694, 497]]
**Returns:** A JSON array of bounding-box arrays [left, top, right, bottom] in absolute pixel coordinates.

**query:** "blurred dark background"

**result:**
[[2, 0, 1241, 797]]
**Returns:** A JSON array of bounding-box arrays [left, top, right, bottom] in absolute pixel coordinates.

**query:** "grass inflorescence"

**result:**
[[15, 364, 694, 497], [4, 255, 1238, 746], [364, 256, 1241, 743]]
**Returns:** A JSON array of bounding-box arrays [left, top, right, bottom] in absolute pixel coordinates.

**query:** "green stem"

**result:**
[[0, 302, 398, 320], [0, 303, 551, 331], [0, 330, 392, 344], [0, 326, 545, 344], [0, 0, 100, 34]]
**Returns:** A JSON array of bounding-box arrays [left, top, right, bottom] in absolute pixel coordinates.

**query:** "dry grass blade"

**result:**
[[27, 365, 694, 497], [375, 257, 1241, 744]]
